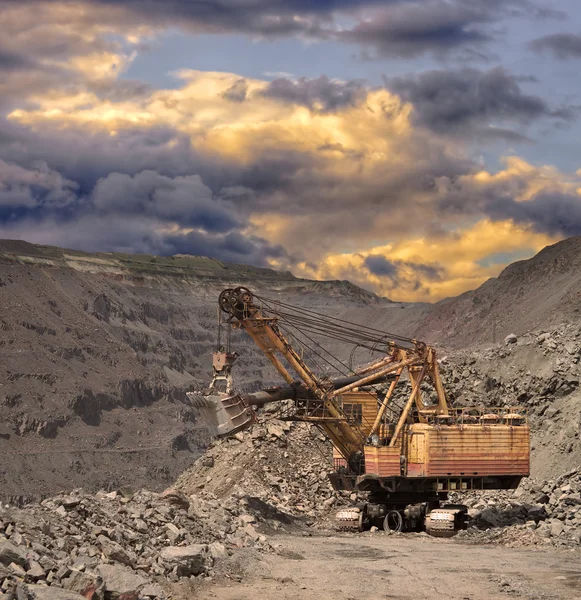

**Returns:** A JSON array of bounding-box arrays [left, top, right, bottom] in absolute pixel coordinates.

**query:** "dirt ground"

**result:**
[[198, 532, 581, 600]]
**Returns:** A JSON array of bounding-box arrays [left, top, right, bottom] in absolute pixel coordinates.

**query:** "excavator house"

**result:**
[[189, 287, 530, 537]]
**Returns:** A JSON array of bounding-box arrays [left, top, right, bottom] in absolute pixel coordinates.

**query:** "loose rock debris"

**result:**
[[3, 324, 581, 599], [0, 487, 276, 600]]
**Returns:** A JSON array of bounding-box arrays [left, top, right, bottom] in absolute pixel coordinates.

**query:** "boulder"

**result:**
[[26, 561, 46, 580], [504, 334, 517, 345], [96, 564, 148, 600], [0, 541, 28, 568], [475, 508, 501, 529], [550, 519, 565, 537], [21, 585, 88, 600], [525, 505, 548, 523], [208, 542, 227, 561], [159, 545, 207, 577], [63, 570, 103, 600], [564, 342, 578, 356], [97, 537, 134, 568], [140, 583, 165, 599], [266, 423, 285, 439], [158, 489, 189, 510]]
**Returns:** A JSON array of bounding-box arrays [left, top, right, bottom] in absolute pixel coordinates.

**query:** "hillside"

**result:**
[[416, 237, 581, 347], [0, 240, 386, 500], [338, 237, 581, 349], [1, 236, 581, 500]]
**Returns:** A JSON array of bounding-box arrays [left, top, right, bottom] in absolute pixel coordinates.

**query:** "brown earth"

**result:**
[[2, 236, 581, 501], [3, 237, 581, 600], [196, 532, 581, 600], [0, 240, 385, 500]]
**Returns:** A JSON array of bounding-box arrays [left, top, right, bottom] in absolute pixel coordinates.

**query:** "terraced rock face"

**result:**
[[0, 241, 386, 500]]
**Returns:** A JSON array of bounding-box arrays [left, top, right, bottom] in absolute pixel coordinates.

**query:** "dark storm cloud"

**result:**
[[0, 121, 204, 194], [389, 67, 572, 138], [530, 33, 581, 59], [6, 0, 543, 60], [0, 159, 78, 209], [435, 171, 581, 239], [165, 230, 287, 265], [339, 1, 493, 59], [260, 76, 366, 112], [91, 171, 240, 232], [365, 255, 444, 279], [0, 50, 38, 73], [364, 254, 445, 294], [0, 161, 287, 266], [364, 255, 398, 277], [485, 192, 581, 238], [222, 79, 248, 103]]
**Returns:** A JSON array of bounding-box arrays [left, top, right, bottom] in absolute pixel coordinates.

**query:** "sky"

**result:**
[[1, 1, 581, 302]]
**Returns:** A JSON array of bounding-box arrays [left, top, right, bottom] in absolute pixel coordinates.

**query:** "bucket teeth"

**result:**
[[186, 392, 255, 438], [187, 393, 215, 408]]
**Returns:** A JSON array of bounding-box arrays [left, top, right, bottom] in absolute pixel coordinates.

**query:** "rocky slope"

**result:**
[[0, 240, 386, 500], [339, 236, 581, 348], [417, 236, 581, 347], [0, 415, 342, 600], [2, 236, 581, 500], [3, 237, 581, 599], [2, 324, 581, 600]]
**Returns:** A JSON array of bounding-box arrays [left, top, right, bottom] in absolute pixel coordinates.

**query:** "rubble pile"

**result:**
[[441, 325, 581, 417], [455, 468, 581, 547], [175, 414, 347, 520], [435, 324, 581, 547], [2, 323, 581, 595], [437, 324, 581, 480], [0, 486, 277, 600]]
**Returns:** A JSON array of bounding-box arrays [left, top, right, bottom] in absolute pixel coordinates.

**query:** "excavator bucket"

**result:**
[[186, 391, 256, 438]]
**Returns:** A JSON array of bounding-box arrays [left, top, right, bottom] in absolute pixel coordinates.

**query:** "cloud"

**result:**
[[0, 3, 577, 301], [433, 156, 581, 239], [389, 67, 572, 139], [7, 62, 577, 277], [364, 254, 398, 277], [260, 76, 367, 112], [485, 191, 581, 237], [4, 0, 543, 61], [339, 1, 494, 59], [529, 33, 581, 59], [222, 79, 249, 103], [0, 159, 78, 209], [365, 255, 443, 281], [0, 166, 287, 265], [0, 3, 146, 112], [295, 219, 558, 301], [0, 49, 38, 73], [92, 171, 240, 232], [364, 254, 445, 294]]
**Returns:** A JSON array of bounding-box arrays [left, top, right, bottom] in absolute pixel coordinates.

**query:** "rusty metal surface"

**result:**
[[416, 423, 529, 477], [361, 423, 529, 478], [364, 446, 401, 476], [213, 286, 532, 506]]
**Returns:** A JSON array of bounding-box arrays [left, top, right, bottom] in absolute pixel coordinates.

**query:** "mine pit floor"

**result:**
[[197, 532, 581, 600]]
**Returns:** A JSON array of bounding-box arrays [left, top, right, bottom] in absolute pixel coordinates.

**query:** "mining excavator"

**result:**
[[189, 287, 530, 536]]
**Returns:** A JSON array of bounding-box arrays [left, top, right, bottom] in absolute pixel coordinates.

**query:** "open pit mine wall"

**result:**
[[0, 241, 389, 500]]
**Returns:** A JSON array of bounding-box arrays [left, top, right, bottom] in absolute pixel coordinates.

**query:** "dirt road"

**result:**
[[198, 533, 581, 600]]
